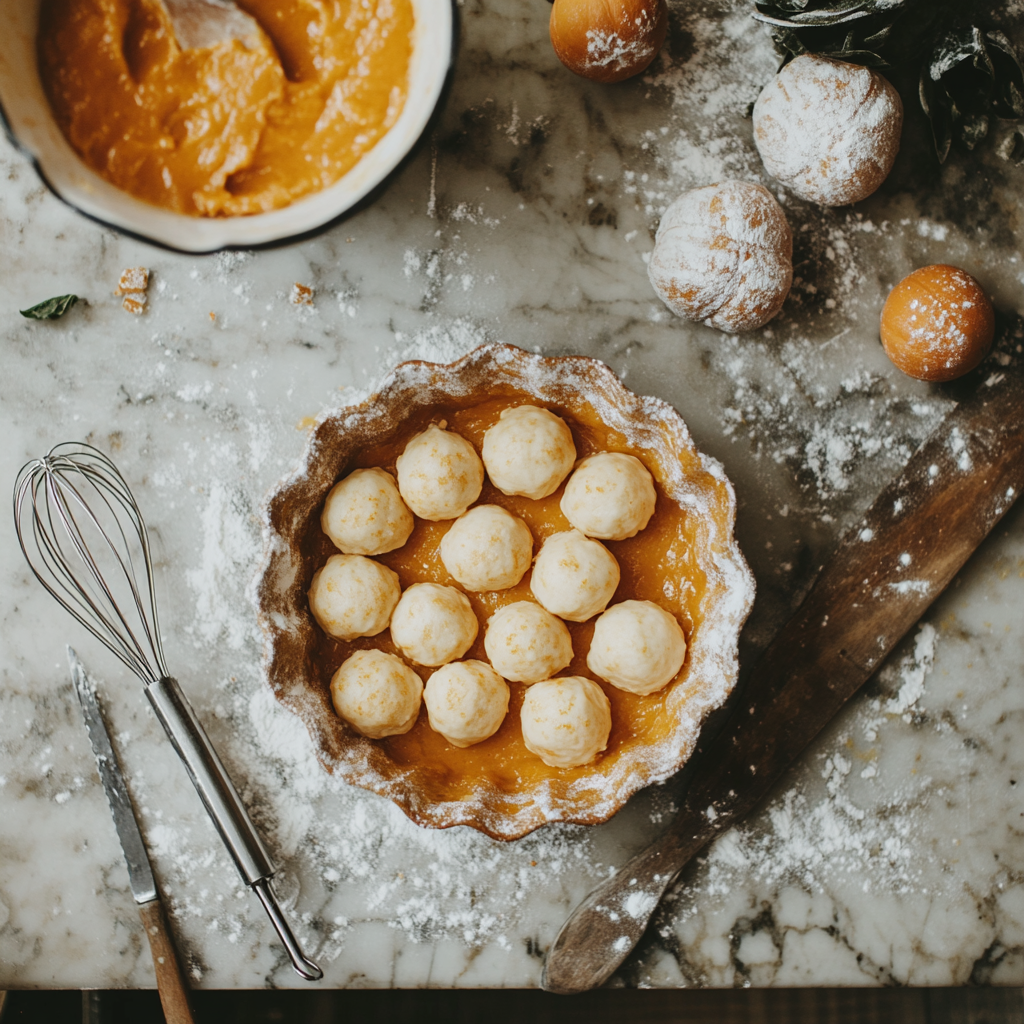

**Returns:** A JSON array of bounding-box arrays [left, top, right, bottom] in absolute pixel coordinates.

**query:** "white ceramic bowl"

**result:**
[[0, 0, 454, 252]]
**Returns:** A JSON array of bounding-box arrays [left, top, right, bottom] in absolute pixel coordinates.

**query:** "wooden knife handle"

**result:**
[[139, 900, 196, 1024]]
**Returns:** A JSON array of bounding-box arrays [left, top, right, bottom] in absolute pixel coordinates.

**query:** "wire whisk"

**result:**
[[13, 441, 323, 982], [14, 442, 168, 684]]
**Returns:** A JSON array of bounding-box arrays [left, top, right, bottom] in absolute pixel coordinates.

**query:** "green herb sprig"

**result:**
[[20, 294, 78, 320]]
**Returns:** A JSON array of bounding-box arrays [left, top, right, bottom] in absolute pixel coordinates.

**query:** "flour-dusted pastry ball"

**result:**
[[648, 181, 793, 333], [587, 600, 686, 695], [560, 452, 656, 541], [481, 405, 577, 500], [439, 504, 533, 592], [520, 676, 612, 768], [308, 554, 400, 641], [395, 423, 484, 521], [389, 583, 479, 667], [330, 649, 423, 739], [321, 467, 414, 556], [753, 54, 903, 207], [484, 601, 574, 684], [530, 529, 620, 622], [423, 659, 510, 748]]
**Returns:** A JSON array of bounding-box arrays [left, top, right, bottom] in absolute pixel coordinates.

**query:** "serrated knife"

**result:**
[[69, 647, 196, 1024]]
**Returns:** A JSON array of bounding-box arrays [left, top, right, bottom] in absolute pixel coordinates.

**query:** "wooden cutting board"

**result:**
[[543, 321, 1024, 994]]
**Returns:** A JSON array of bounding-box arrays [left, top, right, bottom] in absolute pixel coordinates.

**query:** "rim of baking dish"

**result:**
[[0, 0, 455, 253], [253, 344, 756, 841]]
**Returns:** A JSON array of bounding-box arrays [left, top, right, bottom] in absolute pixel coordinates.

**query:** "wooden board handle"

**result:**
[[139, 900, 196, 1024]]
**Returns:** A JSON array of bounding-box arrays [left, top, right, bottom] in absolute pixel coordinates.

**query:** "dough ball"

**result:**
[[530, 529, 620, 622], [395, 423, 484, 521], [587, 600, 686, 695], [330, 649, 423, 739], [423, 659, 510, 748], [880, 265, 994, 382], [520, 676, 612, 768], [308, 553, 400, 641], [648, 181, 793, 333], [753, 54, 903, 207], [390, 583, 479, 667], [439, 504, 533, 592], [484, 601, 574, 684], [481, 405, 577, 500], [321, 467, 413, 556], [560, 452, 656, 541]]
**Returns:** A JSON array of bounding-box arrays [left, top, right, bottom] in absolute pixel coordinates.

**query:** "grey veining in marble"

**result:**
[[1, 0, 1023, 991]]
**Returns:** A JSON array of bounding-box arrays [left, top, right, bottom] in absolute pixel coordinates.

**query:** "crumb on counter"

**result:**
[[292, 283, 315, 306], [115, 267, 149, 315]]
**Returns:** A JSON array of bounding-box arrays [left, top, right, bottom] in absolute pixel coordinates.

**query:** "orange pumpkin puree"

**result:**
[[37, 0, 414, 216], [302, 396, 710, 798]]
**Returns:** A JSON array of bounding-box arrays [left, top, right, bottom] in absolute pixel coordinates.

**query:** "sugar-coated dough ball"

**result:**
[[484, 602, 574, 684], [308, 554, 400, 641], [481, 405, 577, 500], [530, 529, 620, 622], [439, 504, 533, 592], [753, 54, 903, 207], [395, 423, 484, 521], [880, 265, 994, 382], [321, 467, 413, 556], [587, 600, 686, 695], [560, 452, 656, 541], [648, 181, 793, 333], [520, 676, 612, 768], [423, 659, 510, 748], [330, 649, 423, 739], [389, 583, 479, 667]]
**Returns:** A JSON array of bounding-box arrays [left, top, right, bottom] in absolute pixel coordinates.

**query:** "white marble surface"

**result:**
[[1, 0, 1024, 991]]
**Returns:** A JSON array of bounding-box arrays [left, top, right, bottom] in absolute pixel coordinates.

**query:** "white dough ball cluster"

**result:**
[[330, 649, 423, 739], [530, 529, 620, 622], [560, 452, 657, 541], [439, 504, 533, 592], [520, 676, 612, 768], [389, 583, 479, 667], [587, 600, 687, 695], [308, 554, 401, 641], [395, 423, 484, 521], [424, 659, 510, 748], [481, 405, 577, 500], [753, 54, 903, 207], [321, 467, 414, 556], [484, 601, 574, 684]]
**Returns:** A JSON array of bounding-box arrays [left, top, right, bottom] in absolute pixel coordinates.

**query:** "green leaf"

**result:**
[[19, 294, 78, 320]]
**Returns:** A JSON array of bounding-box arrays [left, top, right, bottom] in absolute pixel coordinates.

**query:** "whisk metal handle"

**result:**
[[145, 678, 324, 981]]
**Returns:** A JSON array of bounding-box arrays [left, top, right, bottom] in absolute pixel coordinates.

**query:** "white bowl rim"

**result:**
[[0, 0, 456, 253]]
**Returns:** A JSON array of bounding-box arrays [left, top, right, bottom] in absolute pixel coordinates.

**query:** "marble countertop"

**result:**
[[2, 0, 1023, 991]]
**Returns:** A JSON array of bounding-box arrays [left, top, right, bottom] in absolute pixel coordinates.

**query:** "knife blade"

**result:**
[[69, 647, 158, 905], [69, 647, 196, 1024], [541, 324, 1024, 994]]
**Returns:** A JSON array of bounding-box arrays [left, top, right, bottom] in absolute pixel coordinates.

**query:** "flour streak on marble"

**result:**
[[1, 0, 1023, 991]]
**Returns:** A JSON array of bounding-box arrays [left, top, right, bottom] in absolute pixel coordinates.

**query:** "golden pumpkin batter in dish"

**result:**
[[37, 0, 414, 216]]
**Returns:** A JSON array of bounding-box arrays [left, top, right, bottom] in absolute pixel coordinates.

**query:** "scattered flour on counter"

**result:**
[[169, 319, 608, 963], [185, 482, 261, 651], [883, 623, 937, 716], [660, 622, 943, 932], [385, 317, 494, 368]]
